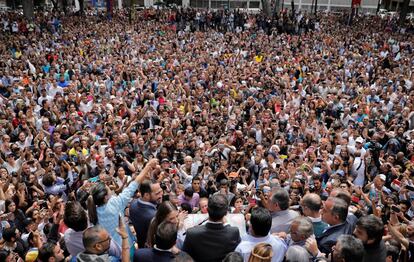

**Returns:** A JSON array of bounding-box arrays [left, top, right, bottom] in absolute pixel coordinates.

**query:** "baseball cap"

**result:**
[[378, 174, 386, 181], [355, 137, 364, 144]]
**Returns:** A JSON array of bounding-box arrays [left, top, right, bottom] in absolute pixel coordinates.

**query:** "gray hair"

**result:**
[[82, 225, 107, 251], [336, 235, 364, 262], [285, 245, 310, 262], [292, 216, 314, 239], [329, 197, 348, 223], [301, 193, 322, 212], [271, 188, 290, 210]]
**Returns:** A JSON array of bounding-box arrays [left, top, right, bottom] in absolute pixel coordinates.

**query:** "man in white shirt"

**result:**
[[236, 207, 287, 262]]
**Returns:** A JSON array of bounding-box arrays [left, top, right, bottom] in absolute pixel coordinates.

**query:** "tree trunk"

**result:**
[[399, 0, 410, 25], [261, 0, 272, 17], [23, 0, 34, 19]]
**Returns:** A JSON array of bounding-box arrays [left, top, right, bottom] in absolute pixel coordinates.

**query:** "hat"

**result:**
[[161, 158, 170, 164], [378, 174, 386, 181], [53, 143, 63, 148], [355, 137, 364, 144], [25, 248, 39, 262], [228, 172, 239, 178], [61, 125, 68, 129], [73, 138, 80, 143]]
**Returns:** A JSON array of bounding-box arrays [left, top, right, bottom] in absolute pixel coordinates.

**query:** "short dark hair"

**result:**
[[302, 193, 322, 212], [386, 244, 400, 262], [42, 173, 55, 187], [64, 201, 88, 232], [330, 197, 348, 223], [184, 187, 194, 198], [271, 189, 290, 210], [192, 176, 201, 183], [140, 180, 153, 196], [38, 242, 57, 262], [250, 207, 272, 237], [155, 221, 177, 250], [2, 227, 17, 242], [208, 194, 228, 221], [312, 174, 323, 182], [400, 199, 411, 209], [356, 215, 384, 244], [336, 235, 364, 262], [222, 252, 244, 262]]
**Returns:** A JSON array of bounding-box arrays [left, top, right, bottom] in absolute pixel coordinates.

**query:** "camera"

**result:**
[[391, 205, 400, 213], [160, 182, 167, 191], [256, 189, 263, 197]]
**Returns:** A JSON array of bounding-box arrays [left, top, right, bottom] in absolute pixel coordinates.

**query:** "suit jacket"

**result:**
[[316, 221, 353, 254], [133, 248, 176, 262], [129, 199, 157, 248], [182, 222, 241, 262]]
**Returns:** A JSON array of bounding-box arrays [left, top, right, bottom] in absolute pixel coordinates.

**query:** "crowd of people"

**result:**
[[0, 4, 414, 262]]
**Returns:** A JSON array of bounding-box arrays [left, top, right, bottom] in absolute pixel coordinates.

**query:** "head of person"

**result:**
[[353, 215, 384, 246], [38, 242, 65, 262], [82, 225, 111, 255], [140, 180, 163, 205], [63, 201, 88, 232], [250, 207, 272, 237], [269, 188, 290, 212], [300, 193, 322, 218], [191, 176, 201, 192], [155, 221, 178, 250], [199, 197, 209, 214], [321, 197, 348, 226], [330, 189, 351, 207], [332, 235, 364, 262], [223, 252, 244, 262], [184, 187, 194, 201], [312, 174, 323, 190], [208, 194, 228, 222], [385, 243, 400, 262], [290, 216, 314, 243], [284, 245, 310, 262], [248, 243, 273, 262], [147, 201, 179, 247]]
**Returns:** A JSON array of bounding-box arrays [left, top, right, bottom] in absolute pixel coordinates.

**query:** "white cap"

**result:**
[[355, 137, 364, 144], [378, 174, 386, 181]]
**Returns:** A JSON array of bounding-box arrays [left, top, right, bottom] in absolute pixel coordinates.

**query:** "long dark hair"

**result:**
[[146, 201, 177, 248], [87, 183, 107, 225]]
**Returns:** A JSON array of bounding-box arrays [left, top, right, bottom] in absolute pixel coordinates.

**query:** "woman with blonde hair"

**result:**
[[248, 243, 273, 262]]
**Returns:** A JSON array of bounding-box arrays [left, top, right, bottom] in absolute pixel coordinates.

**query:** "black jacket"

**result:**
[[182, 222, 241, 262]]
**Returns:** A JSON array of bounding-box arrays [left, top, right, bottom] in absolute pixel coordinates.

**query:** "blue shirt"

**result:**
[[236, 234, 287, 262], [97, 181, 139, 247]]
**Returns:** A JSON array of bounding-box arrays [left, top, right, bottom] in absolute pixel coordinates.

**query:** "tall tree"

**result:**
[[399, 0, 410, 24], [22, 0, 34, 19], [261, 0, 272, 16]]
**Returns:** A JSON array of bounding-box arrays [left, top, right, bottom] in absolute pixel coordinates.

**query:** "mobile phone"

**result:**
[[391, 205, 400, 213], [406, 185, 414, 191], [351, 195, 360, 204]]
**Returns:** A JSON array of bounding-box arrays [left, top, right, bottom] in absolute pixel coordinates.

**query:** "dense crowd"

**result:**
[[0, 5, 414, 262]]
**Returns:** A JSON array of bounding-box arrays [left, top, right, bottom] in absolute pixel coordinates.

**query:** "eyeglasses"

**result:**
[[96, 236, 111, 245]]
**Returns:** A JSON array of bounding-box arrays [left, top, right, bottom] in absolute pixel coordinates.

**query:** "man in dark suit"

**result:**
[[134, 221, 181, 262], [317, 197, 354, 255], [182, 194, 241, 262], [129, 180, 163, 248]]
